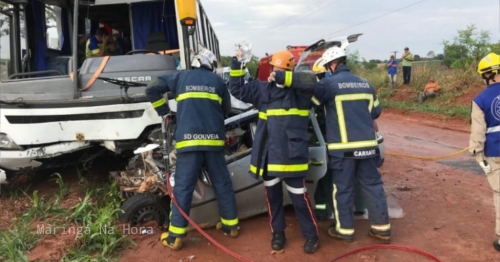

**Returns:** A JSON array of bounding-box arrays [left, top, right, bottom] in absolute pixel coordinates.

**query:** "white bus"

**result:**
[[0, 0, 222, 175]]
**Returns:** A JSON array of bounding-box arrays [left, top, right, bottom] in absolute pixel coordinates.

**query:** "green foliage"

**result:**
[[364, 62, 377, 70], [0, 174, 132, 261], [442, 24, 491, 69], [219, 55, 259, 78], [347, 50, 360, 72]]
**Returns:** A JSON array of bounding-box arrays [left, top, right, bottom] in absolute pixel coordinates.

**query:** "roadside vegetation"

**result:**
[[350, 24, 496, 121], [0, 169, 134, 262]]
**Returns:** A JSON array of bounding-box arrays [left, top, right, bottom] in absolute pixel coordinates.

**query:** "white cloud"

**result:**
[[202, 0, 500, 60]]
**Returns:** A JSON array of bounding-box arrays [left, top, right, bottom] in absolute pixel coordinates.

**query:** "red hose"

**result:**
[[165, 171, 442, 262], [165, 171, 253, 262], [329, 245, 442, 262]]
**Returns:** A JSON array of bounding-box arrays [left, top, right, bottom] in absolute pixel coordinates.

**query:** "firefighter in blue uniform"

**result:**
[[470, 52, 500, 252], [229, 49, 320, 254], [145, 48, 240, 251], [310, 58, 367, 221], [311, 46, 391, 243]]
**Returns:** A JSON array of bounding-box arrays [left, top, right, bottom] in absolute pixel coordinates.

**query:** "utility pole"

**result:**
[[391, 51, 398, 58], [235, 43, 242, 51]]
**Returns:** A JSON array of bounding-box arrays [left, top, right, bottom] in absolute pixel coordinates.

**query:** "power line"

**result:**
[[318, 0, 427, 41]]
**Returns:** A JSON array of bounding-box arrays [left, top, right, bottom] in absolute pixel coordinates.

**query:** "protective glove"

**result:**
[[268, 72, 285, 88], [169, 149, 177, 165], [267, 72, 276, 82], [235, 48, 242, 61], [475, 154, 491, 174], [479, 160, 491, 174]]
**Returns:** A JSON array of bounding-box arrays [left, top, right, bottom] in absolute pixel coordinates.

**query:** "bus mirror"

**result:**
[[176, 0, 197, 26]]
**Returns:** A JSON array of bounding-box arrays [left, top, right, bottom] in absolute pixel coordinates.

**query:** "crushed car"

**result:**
[[111, 33, 387, 230]]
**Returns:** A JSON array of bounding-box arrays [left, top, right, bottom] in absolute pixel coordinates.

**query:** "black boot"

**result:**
[[303, 237, 319, 254], [493, 239, 500, 252], [328, 221, 354, 242], [271, 231, 286, 254], [368, 228, 391, 244]]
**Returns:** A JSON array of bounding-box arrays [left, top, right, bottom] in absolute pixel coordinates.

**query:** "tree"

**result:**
[[1, 2, 57, 39], [414, 54, 421, 61], [435, 53, 444, 60], [442, 24, 491, 69], [364, 62, 377, 70], [219, 55, 259, 78]]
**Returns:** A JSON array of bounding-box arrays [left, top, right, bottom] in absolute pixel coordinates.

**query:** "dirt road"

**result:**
[[119, 111, 499, 262]]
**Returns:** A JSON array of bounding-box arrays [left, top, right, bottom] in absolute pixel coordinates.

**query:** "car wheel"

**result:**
[[118, 193, 170, 230]]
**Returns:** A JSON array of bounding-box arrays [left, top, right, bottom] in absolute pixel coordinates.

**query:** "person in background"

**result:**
[[469, 52, 500, 252], [109, 33, 124, 56], [401, 47, 414, 85], [85, 27, 115, 58], [387, 55, 398, 88], [418, 76, 440, 104]]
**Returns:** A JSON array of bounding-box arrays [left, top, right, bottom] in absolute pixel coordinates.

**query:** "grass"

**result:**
[[353, 60, 481, 120], [0, 171, 134, 262]]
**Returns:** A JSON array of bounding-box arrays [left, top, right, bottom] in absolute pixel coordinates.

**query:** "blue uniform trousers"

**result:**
[[330, 156, 390, 235], [169, 151, 238, 238], [314, 172, 366, 215], [263, 172, 319, 239]]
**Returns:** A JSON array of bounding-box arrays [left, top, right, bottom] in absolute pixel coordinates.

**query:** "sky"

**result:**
[[201, 0, 500, 60], [1, 0, 498, 60]]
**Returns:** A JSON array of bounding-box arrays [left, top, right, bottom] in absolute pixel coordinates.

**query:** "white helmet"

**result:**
[[191, 47, 218, 72], [321, 46, 347, 66]]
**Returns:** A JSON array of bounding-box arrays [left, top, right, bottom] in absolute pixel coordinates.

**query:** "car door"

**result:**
[[282, 109, 328, 205]]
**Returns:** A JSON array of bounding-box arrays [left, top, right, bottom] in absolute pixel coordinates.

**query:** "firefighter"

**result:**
[[469, 52, 500, 252], [310, 46, 391, 243], [229, 49, 319, 254], [310, 58, 333, 220], [310, 58, 367, 221], [145, 48, 240, 251]]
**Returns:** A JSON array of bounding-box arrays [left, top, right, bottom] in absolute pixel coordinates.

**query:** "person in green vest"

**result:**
[[401, 47, 414, 84]]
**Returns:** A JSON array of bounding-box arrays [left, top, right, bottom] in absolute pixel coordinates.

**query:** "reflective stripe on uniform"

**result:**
[[176, 139, 224, 149], [332, 184, 354, 235], [263, 177, 282, 187], [335, 93, 374, 143], [374, 98, 380, 107], [169, 224, 187, 235], [176, 92, 222, 104], [266, 108, 309, 117], [259, 108, 309, 120], [311, 96, 320, 106], [487, 125, 500, 133], [230, 69, 246, 77], [285, 184, 307, 194], [259, 111, 267, 120], [268, 163, 308, 172], [221, 217, 239, 226], [284, 71, 293, 87], [152, 98, 166, 108], [327, 140, 378, 150], [371, 224, 391, 231], [315, 204, 326, 210], [250, 165, 264, 176]]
